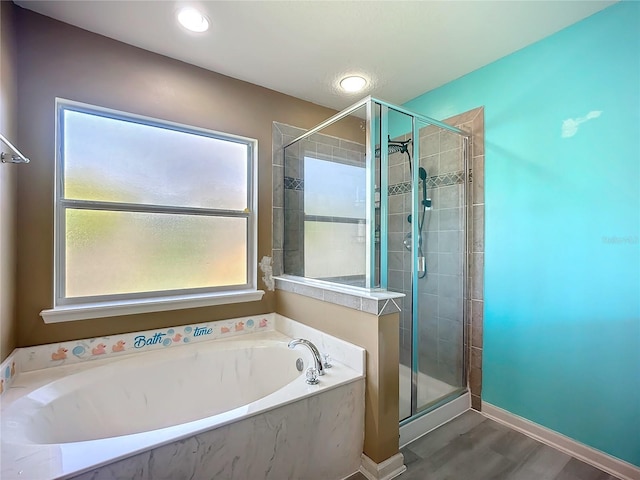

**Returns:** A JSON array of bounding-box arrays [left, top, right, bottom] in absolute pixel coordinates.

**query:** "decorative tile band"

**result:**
[[427, 171, 465, 188], [389, 170, 465, 196], [305, 215, 364, 225], [14, 314, 275, 375], [389, 183, 412, 195], [285, 171, 464, 196], [284, 176, 304, 191]]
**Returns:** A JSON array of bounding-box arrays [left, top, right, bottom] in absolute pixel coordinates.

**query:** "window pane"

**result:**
[[304, 157, 365, 218], [304, 221, 366, 279], [63, 109, 248, 210], [65, 209, 247, 298]]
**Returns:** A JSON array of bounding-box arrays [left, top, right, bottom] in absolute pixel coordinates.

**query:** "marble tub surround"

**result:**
[[1, 316, 365, 480], [277, 290, 401, 468], [71, 380, 365, 480], [275, 313, 365, 372]]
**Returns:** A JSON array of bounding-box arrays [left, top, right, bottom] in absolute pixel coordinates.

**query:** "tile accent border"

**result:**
[[388, 171, 465, 196], [275, 276, 404, 315], [482, 402, 640, 480], [15, 314, 275, 374], [283, 172, 466, 195], [284, 176, 304, 190]]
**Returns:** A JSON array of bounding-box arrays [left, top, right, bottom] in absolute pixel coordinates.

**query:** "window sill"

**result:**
[[40, 290, 266, 323]]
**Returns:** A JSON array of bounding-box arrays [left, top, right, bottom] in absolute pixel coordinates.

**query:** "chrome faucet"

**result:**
[[288, 338, 325, 376]]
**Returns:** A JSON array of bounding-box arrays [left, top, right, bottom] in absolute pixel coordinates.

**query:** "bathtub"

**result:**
[[1, 319, 365, 480]]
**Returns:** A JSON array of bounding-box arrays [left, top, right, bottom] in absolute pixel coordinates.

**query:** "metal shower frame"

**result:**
[[284, 96, 472, 421]]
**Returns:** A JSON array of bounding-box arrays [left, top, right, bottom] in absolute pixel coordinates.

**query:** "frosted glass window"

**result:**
[[65, 210, 247, 298], [63, 110, 248, 210], [304, 222, 366, 278], [55, 100, 256, 306], [304, 157, 365, 218]]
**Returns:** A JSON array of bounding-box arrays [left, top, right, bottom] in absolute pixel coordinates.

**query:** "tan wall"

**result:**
[[14, 7, 341, 347], [276, 290, 400, 464], [0, 1, 18, 361]]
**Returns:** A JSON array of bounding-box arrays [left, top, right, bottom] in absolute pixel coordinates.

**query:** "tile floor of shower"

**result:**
[[398, 295, 465, 420], [399, 364, 460, 420]]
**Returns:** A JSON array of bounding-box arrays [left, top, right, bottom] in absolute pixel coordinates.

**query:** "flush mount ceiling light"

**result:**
[[340, 75, 367, 93], [177, 7, 210, 32]]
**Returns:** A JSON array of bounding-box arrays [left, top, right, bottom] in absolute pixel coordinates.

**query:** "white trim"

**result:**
[[399, 391, 470, 448], [359, 453, 406, 480], [482, 402, 640, 480], [40, 289, 265, 323]]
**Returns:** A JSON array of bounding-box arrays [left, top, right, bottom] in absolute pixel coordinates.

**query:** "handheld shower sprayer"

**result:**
[[419, 167, 427, 203], [419, 167, 431, 209]]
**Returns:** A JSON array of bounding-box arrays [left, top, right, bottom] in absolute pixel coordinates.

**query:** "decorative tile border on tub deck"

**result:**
[[15, 314, 275, 374], [0, 350, 19, 397]]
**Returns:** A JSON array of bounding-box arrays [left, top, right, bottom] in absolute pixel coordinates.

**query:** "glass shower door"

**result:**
[[382, 101, 468, 421], [413, 118, 466, 414]]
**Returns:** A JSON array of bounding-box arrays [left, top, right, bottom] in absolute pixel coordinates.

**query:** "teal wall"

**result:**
[[405, 2, 640, 466]]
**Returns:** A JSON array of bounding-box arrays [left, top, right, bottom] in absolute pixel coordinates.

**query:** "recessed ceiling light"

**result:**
[[177, 7, 209, 33], [340, 76, 367, 93]]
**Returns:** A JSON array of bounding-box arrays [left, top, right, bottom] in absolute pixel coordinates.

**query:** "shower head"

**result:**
[[374, 136, 412, 158], [387, 144, 406, 154], [419, 167, 427, 181]]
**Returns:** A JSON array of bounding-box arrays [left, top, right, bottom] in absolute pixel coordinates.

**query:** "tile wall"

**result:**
[[272, 122, 366, 281], [388, 128, 466, 388]]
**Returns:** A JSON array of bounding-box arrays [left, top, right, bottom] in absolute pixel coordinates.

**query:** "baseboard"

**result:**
[[399, 391, 470, 448], [359, 453, 406, 480], [482, 402, 640, 480]]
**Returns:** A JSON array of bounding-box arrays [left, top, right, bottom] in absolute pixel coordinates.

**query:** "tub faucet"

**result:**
[[288, 338, 325, 376]]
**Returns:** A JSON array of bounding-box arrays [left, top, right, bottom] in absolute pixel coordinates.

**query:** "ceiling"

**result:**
[[15, 1, 615, 111]]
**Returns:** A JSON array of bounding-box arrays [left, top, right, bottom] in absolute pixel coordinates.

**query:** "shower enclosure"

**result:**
[[282, 97, 470, 425]]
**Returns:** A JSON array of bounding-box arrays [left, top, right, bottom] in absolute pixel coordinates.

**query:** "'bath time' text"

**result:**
[[134, 333, 166, 348], [194, 326, 212, 337]]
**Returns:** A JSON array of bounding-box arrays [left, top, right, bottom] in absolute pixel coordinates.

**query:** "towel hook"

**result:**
[[0, 133, 30, 164]]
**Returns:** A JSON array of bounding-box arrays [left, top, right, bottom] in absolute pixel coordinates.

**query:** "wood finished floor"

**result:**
[[348, 410, 620, 480]]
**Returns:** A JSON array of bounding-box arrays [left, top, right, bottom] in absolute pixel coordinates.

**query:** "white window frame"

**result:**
[[41, 99, 262, 323]]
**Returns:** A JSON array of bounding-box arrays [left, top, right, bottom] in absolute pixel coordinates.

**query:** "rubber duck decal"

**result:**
[[235, 321, 244, 332], [111, 340, 126, 352], [259, 318, 268, 328], [172, 333, 183, 343], [91, 343, 107, 355], [51, 347, 68, 361], [221, 326, 231, 334]]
